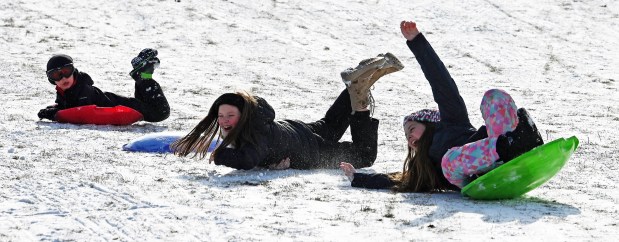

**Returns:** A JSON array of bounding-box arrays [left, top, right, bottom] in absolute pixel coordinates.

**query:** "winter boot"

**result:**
[[342, 53, 404, 113], [341, 57, 384, 87], [345, 74, 374, 113], [496, 108, 544, 162], [130, 49, 169, 122], [366, 53, 404, 85], [130, 48, 160, 81], [340, 52, 404, 86]]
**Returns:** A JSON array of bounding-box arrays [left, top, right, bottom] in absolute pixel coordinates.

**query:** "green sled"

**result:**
[[461, 136, 579, 200]]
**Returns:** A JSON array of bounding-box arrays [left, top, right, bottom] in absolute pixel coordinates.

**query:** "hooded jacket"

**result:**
[[54, 70, 115, 109], [213, 96, 325, 170]]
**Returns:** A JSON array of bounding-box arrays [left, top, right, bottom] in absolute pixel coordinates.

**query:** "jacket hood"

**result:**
[[253, 96, 275, 125], [74, 69, 94, 86]]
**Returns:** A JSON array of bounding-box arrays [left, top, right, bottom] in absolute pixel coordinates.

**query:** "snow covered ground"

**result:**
[[1, 0, 618, 241]]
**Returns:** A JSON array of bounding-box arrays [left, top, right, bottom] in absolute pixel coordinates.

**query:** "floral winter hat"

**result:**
[[403, 109, 440, 125]]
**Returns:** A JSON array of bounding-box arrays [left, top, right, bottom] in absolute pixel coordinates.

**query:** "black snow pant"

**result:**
[[295, 89, 379, 169], [105, 79, 170, 122]]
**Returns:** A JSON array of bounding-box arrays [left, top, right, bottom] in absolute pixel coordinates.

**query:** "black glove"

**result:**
[[38, 107, 59, 121]]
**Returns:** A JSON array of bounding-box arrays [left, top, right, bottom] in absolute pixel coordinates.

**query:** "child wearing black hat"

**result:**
[[38, 49, 170, 123], [339, 21, 544, 192]]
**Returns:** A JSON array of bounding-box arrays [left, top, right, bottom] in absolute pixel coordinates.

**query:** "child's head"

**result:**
[[403, 109, 440, 151], [46, 54, 75, 90], [213, 93, 246, 138], [393, 109, 441, 192], [172, 91, 258, 159]]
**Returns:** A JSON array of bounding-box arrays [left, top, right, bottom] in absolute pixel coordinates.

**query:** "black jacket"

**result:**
[[407, 34, 477, 173], [54, 70, 116, 109], [213, 96, 324, 170], [350, 34, 487, 191]]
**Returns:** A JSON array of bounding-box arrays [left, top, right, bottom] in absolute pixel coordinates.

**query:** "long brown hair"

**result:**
[[389, 122, 446, 192], [171, 91, 259, 159]]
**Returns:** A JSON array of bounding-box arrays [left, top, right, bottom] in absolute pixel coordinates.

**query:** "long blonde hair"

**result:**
[[171, 91, 258, 159]]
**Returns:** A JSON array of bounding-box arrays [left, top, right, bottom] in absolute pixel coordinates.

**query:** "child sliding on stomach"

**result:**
[[38, 49, 170, 123]]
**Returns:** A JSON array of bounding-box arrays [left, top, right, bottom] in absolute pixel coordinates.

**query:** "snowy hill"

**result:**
[[1, 0, 618, 241]]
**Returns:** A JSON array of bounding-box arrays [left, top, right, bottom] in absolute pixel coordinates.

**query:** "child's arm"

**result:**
[[212, 146, 263, 170], [350, 173, 396, 189], [404, 21, 471, 125], [212, 135, 269, 170], [340, 162, 396, 189]]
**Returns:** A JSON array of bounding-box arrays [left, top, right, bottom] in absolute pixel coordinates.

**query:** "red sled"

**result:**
[[55, 105, 143, 125]]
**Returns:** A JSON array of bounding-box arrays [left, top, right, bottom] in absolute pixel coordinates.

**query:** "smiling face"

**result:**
[[404, 120, 426, 150], [218, 104, 241, 138], [55, 74, 75, 91]]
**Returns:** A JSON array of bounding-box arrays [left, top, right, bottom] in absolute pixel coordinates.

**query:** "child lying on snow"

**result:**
[[37, 49, 170, 123], [171, 53, 405, 170], [339, 20, 544, 193]]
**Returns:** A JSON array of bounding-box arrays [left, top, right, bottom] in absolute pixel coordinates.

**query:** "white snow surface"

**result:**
[[1, 0, 618, 241]]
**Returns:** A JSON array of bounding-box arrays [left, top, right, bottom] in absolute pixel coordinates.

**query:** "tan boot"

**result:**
[[341, 57, 386, 86], [347, 73, 375, 113], [343, 53, 404, 113], [367, 53, 404, 84]]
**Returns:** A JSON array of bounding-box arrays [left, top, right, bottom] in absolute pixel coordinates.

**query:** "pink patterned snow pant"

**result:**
[[441, 89, 518, 188]]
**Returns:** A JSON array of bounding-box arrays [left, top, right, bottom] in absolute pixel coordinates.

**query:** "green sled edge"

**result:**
[[461, 136, 579, 200]]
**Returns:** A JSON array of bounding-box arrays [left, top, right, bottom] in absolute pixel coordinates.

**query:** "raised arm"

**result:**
[[401, 21, 471, 125]]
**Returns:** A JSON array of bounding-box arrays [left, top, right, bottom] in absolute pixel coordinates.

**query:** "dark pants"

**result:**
[[300, 89, 379, 169], [105, 79, 170, 122]]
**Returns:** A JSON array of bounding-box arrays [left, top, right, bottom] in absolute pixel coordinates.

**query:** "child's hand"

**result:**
[[37, 107, 59, 120], [268, 157, 291, 170], [400, 21, 420, 41], [209, 152, 215, 163], [339, 162, 356, 182]]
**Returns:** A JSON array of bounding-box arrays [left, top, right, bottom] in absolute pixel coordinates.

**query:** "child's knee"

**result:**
[[441, 148, 459, 172], [481, 89, 516, 112]]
